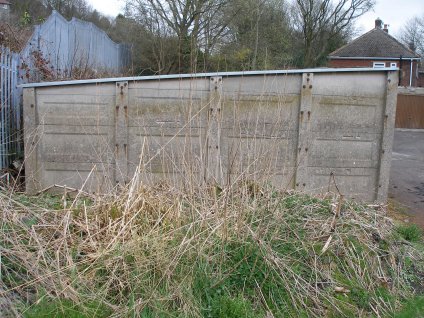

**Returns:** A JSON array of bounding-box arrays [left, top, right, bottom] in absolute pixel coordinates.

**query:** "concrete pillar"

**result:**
[[295, 73, 313, 190], [115, 81, 129, 185], [23, 88, 39, 194], [376, 71, 398, 202], [206, 76, 223, 185]]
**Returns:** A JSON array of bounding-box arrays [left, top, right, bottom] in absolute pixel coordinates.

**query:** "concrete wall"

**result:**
[[23, 68, 398, 203]]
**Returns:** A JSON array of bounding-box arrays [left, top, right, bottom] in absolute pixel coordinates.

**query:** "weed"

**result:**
[[210, 295, 259, 318], [396, 224, 423, 242]]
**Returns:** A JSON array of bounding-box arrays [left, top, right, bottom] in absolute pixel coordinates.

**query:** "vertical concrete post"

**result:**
[[376, 71, 398, 202], [23, 88, 39, 194], [115, 81, 129, 185], [295, 73, 313, 190], [206, 76, 223, 185]]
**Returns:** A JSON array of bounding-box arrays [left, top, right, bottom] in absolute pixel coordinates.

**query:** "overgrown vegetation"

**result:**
[[0, 182, 423, 317]]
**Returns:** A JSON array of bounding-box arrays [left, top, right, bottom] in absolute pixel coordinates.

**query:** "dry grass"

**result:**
[[0, 179, 422, 317]]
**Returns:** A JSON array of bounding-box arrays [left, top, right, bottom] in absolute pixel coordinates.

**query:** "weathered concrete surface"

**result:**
[[23, 69, 398, 203], [389, 129, 424, 227]]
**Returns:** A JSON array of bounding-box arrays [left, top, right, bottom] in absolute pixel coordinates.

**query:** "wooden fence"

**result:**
[[396, 88, 424, 129]]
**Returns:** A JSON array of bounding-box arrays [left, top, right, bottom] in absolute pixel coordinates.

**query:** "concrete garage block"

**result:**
[[23, 68, 398, 203]]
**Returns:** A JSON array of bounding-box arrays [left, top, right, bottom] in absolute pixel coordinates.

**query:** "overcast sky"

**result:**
[[356, 0, 424, 37], [86, 0, 124, 17], [87, 0, 424, 38]]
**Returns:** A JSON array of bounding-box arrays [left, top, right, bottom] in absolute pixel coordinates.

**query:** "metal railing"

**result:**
[[0, 45, 22, 170]]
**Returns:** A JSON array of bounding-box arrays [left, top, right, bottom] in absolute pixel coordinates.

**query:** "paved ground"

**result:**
[[389, 129, 424, 228]]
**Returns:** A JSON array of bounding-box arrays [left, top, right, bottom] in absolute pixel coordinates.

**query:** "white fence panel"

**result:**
[[20, 11, 131, 80]]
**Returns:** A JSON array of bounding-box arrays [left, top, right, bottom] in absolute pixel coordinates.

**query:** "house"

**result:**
[[328, 18, 421, 87], [0, 0, 10, 21]]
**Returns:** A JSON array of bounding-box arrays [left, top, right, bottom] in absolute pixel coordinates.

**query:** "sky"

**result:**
[[86, 0, 125, 18], [87, 0, 424, 38], [356, 0, 424, 37]]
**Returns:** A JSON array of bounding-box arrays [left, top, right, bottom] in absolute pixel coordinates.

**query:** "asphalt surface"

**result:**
[[389, 129, 424, 227]]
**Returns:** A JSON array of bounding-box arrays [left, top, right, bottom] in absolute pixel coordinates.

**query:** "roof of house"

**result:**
[[329, 27, 420, 59], [0, 0, 11, 5]]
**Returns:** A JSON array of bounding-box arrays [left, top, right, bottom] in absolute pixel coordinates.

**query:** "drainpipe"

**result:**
[[410, 60, 413, 87]]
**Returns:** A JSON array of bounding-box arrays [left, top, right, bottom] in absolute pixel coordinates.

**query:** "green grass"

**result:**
[[23, 299, 111, 318], [395, 296, 424, 318], [13, 193, 65, 210], [396, 224, 423, 242]]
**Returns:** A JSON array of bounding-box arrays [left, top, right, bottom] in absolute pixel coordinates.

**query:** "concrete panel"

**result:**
[[312, 72, 387, 97], [307, 167, 378, 202], [127, 78, 209, 185], [24, 83, 116, 194], [218, 75, 301, 186], [312, 96, 384, 132], [222, 74, 302, 97], [40, 163, 115, 193]]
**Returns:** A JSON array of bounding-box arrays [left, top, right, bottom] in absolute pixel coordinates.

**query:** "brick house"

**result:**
[[328, 19, 421, 87], [418, 69, 424, 87]]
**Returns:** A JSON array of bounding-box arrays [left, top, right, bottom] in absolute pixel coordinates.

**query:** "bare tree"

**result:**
[[42, 0, 93, 19], [293, 0, 375, 67], [125, 0, 232, 73], [399, 15, 424, 57]]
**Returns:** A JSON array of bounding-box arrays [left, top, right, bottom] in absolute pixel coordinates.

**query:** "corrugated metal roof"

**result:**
[[21, 67, 398, 88], [329, 28, 420, 59]]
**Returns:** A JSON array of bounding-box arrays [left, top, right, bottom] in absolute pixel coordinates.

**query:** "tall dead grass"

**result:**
[[0, 179, 420, 317]]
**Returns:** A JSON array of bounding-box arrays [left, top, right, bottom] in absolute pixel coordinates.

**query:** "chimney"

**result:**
[[375, 18, 383, 29], [383, 24, 389, 33], [409, 41, 416, 52]]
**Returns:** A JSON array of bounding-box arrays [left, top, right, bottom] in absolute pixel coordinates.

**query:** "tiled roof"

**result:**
[[0, 0, 11, 5], [329, 28, 420, 59]]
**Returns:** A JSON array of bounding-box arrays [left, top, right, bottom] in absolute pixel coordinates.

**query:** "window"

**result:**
[[390, 62, 397, 67], [373, 62, 386, 68]]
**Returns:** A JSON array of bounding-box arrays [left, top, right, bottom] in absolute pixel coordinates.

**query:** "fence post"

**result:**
[[115, 81, 129, 186], [0, 46, 5, 169], [206, 76, 223, 185], [23, 88, 39, 194], [376, 71, 398, 202], [295, 73, 314, 190]]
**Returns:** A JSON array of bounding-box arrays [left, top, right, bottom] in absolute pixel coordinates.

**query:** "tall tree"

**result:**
[[399, 14, 424, 57], [214, 0, 293, 71], [292, 0, 374, 67], [125, 0, 232, 73]]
